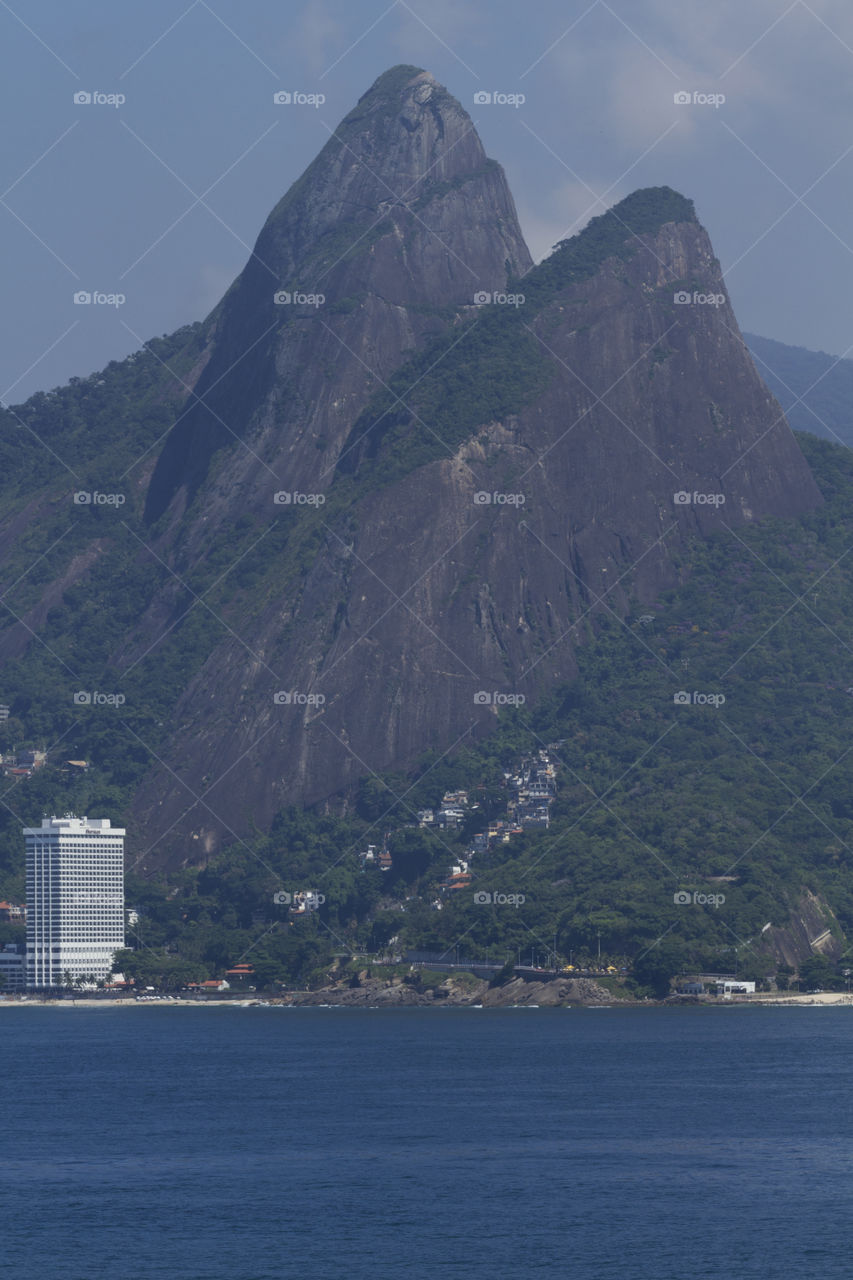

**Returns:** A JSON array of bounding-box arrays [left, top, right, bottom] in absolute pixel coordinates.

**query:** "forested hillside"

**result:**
[[4, 434, 850, 990]]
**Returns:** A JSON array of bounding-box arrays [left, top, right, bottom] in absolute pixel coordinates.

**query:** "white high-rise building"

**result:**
[[24, 815, 125, 989]]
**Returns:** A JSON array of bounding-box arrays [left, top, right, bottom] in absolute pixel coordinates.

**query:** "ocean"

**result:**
[[1, 1005, 850, 1279]]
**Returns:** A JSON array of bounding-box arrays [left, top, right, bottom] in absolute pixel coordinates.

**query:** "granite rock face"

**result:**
[[143, 65, 532, 536], [130, 152, 821, 864]]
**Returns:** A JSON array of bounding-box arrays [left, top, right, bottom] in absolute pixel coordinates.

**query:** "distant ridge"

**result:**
[[744, 332, 853, 448]]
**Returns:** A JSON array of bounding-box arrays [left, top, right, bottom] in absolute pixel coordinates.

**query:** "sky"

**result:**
[[2, 0, 853, 404]]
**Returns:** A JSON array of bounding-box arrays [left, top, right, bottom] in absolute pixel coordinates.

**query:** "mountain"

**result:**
[[107, 430, 853, 992], [144, 64, 532, 532], [0, 66, 822, 876], [131, 198, 821, 862], [744, 333, 853, 449]]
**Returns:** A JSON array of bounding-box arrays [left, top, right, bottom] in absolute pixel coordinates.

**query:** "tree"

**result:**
[[387, 830, 438, 887], [489, 957, 516, 988], [632, 941, 687, 998], [368, 912, 400, 953], [250, 953, 290, 990], [158, 960, 207, 991], [798, 953, 837, 991], [735, 955, 773, 984], [775, 963, 793, 992]]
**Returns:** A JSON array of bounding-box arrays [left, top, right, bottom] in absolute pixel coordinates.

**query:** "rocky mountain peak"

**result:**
[[143, 66, 531, 527]]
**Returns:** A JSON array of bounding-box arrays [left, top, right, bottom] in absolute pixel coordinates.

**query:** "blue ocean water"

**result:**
[[1, 1005, 850, 1279]]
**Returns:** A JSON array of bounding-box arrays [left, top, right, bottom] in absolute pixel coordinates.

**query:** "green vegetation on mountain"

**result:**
[[4, 432, 852, 989], [0, 139, 841, 998], [0, 323, 204, 504]]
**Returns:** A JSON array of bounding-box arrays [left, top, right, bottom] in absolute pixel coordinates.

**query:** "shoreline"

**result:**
[[3, 991, 853, 1010]]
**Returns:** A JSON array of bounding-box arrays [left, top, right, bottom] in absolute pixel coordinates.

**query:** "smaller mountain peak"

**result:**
[[607, 185, 697, 227], [553, 187, 697, 256]]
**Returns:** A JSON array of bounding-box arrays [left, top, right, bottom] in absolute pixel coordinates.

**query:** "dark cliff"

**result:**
[[129, 174, 821, 862]]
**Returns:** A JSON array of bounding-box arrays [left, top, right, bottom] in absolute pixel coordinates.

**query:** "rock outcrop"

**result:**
[[276, 972, 619, 1006]]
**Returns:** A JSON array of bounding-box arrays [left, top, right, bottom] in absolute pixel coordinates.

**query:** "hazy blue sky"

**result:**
[[2, 0, 852, 403]]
